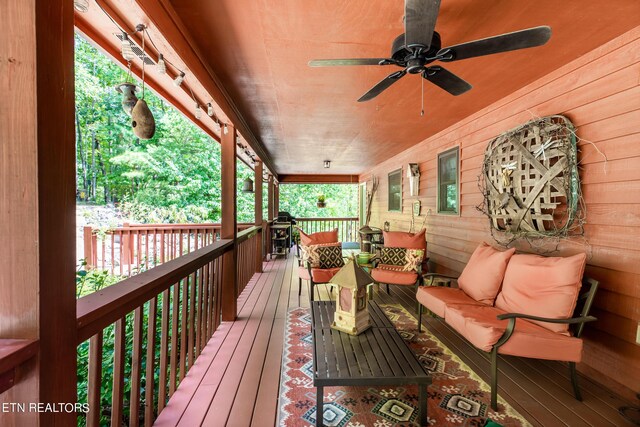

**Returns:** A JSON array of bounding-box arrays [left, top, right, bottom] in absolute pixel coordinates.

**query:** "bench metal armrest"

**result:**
[[494, 313, 597, 348], [497, 313, 597, 324], [421, 273, 458, 287]]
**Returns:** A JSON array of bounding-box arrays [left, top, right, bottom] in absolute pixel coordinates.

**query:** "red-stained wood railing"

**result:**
[[0, 339, 39, 395], [76, 238, 233, 427], [236, 226, 262, 296], [83, 222, 253, 276], [294, 217, 359, 243]]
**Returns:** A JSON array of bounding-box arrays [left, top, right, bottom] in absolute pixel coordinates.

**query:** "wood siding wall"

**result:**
[[360, 27, 640, 397]]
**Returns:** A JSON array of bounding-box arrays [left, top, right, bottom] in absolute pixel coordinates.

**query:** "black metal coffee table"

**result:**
[[311, 301, 431, 426]]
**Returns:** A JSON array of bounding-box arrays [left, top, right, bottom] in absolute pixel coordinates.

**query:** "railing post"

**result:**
[[84, 226, 94, 268], [221, 123, 237, 321], [255, 161, 263, 273], [0, 0, 77, 423]]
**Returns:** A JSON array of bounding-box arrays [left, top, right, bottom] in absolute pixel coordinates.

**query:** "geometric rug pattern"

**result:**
[[278, 304, 531, 426]]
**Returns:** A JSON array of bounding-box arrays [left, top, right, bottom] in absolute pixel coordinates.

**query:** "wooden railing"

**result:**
[[83, 222, 253, 276], [236, 226, 261, 296], [294, 217, 359, 243], [0, 339, 39, 395]]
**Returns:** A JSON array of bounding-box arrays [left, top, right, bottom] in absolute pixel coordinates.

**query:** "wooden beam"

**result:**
[[221, 124, 237, 321], [254, 161, 263, 273], [1, 0, 77, 423], [274, 183, 280, 218], [279, 174, 360, 184], [133, 0, 277, 175]]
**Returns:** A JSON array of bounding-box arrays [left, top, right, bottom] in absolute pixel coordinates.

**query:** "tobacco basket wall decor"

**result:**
[[478, 115, 584, 247]]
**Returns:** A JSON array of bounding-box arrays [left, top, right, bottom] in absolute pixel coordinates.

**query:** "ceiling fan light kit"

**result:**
[[309, 0, 551, 104]]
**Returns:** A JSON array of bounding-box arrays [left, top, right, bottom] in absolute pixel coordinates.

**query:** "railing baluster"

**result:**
[[158, 289, 169, 412], [188, 271, 196, 369], [111, 318, 126, 427], [145, 297, 157, 426], [179, 278, 188, 381], [87, 332, 103, 427], [169, 282, 179, 395], [129, 307, 143, 427]]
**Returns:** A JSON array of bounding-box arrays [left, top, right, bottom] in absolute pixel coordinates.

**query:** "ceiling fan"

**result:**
[[308, 0, 551, 102]]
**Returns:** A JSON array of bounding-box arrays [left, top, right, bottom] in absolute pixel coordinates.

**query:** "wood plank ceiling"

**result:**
[[167, 0, 639, 175]]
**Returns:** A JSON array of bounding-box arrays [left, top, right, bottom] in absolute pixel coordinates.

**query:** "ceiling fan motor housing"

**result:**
[[391, 31, 442, 65]]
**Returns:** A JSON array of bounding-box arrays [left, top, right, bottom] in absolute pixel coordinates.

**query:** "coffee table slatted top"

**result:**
[[311, 301, 431, 387]]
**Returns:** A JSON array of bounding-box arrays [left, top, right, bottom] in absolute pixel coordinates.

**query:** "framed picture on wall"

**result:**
[[388, 168, 402, 212], [437, 146, 459, 214]]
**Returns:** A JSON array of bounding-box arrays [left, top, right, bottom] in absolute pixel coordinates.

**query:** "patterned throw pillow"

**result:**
[[381, 247, 407, 266], [318, 245, 345, 269], [301, 243, 341, 268], [380, 247, 424, 272]]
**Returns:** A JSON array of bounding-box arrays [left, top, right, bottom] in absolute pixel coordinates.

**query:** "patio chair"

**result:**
[[296, 228, 345, 301], [370, 229, 427, 303]]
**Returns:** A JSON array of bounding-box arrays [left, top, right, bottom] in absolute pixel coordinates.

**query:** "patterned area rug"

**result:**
[[278, 304, 531, 427]]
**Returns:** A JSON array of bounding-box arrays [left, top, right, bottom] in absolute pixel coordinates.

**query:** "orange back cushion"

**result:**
[[383, 229, 426, 250], [457, 243, 516, 305], [495, 253, 587, 334], [299, 228, 339, 246]]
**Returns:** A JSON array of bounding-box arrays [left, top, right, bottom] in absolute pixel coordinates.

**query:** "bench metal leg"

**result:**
[[299, 278, 302, 296], [386, 283, 390, 294], [316, 385, 324, 427], [419, 383, 427, 426], [490, 348, 499, 411], [418, 304, 423, 333], [569, 361, 582, 401]]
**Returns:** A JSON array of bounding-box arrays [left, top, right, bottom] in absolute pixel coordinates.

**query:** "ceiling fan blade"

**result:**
[[405, 0, 441, 49], [308, 58, 389, 67], [424, 66, 472, 95], [438, 26, 552, 62], [358, 70, 407, 102]]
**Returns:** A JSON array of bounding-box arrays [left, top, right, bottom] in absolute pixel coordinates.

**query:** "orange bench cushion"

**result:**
[[299, 228, 339, 246], [416, 286, 484, 318], [445, 304, 583, 362], [457, 243, 516, 305], [495, 253, 587, 335]]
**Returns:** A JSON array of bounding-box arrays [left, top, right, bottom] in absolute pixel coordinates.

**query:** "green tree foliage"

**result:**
[[279, 184, 358, 218]]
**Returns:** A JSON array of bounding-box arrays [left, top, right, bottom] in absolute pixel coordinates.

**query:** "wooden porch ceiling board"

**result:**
[[155, 254, 632, 427], [167, 0, 640, 175], [279, 174, 360, 184]]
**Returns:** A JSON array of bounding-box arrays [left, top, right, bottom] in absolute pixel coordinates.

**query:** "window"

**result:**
[[388, 169, 402, 212], [437, 147, 459, 214]]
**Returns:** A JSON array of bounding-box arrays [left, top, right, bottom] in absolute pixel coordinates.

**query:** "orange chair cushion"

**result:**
[[311, 267, 341, 283], [416, 286, 484, 318], [444, 304, 583, 362], [371, 265, 418, 286], [383, 229, 426, 250], [299, 228, 339, 246], [495, 253, 587, 334], [457, 243, 516, 305]]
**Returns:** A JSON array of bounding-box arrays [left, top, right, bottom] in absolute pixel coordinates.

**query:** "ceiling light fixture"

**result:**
[[74, 0, 89, 13], [120, 33, 135, 62], [195, 104, 202, 120], [223, 124, 229, 135], [156, 53, 166, 74], [207, 103, 214, 117], [173, 71, 185, 87]]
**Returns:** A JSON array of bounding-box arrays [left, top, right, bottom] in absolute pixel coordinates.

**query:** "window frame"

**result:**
[[387, 168, 403, 212], [436, 146, 460, 215]]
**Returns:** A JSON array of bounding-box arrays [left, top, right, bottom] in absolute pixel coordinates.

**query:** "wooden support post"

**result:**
[[267, 175, 274, 222], [0, 0, 77, 424], [84, 226, 94, 268], [221, 124, 237, 321], [274, 182, 280, 218], [254, 161, 263, 273]]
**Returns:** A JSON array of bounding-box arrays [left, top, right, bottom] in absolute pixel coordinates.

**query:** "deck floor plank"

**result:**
[[155, 253, 632, 427]]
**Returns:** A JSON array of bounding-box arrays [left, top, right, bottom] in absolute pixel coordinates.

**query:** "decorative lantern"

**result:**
[[330, 259, 374, 335], [242, 177, 254, 193], [407, 163, 420, 197], [115, 83, 138, 116]]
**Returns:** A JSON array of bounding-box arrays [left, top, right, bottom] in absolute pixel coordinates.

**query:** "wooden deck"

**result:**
[[154, 253, 632, 427]]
